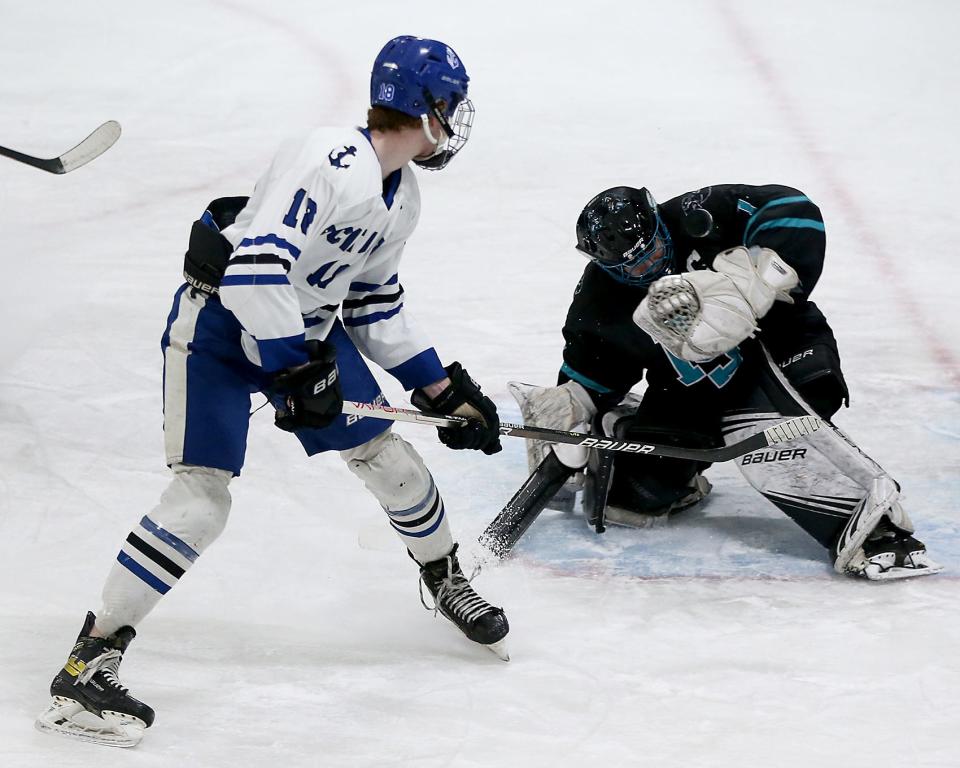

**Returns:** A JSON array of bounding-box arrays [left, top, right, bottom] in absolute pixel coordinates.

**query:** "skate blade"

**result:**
[[484, 638, 510, 662], [863, 561, 945, 581], [35, 696, 145, 748]]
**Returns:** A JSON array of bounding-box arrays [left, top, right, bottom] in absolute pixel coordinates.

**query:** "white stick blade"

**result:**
[[58, 120, 122, 173]]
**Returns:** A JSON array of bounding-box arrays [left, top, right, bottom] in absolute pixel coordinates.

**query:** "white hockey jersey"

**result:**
[[218, 126, 446, 391]]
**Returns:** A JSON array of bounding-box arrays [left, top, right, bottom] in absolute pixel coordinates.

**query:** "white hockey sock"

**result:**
[[342, 431, 454, 563], [97, 465, 232, 635]]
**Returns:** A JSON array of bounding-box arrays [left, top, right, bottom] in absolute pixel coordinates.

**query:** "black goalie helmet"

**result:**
[[575, 186, 674, 286]]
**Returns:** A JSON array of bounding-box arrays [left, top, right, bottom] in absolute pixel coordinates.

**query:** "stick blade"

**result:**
[[478, 451, 573, 559], [57, 120, 122, 173]]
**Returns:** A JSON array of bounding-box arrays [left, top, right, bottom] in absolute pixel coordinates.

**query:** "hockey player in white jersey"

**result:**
[[37, 36, 508, 748]]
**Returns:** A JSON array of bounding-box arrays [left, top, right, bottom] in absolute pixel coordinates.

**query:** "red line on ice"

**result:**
[[716, 2, 960, 389]]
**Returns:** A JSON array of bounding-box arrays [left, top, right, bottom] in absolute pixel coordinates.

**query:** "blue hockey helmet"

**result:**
[[575, 186, 674, 286], [370, 36, 474, 170]]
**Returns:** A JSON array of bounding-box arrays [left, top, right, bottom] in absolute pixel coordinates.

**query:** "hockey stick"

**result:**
[[478, 451, 574, 558], [0, 121, 121, 174], [475, 414, 822, 560], [342, 401, 821, 559], [341, 401, 822, 462]]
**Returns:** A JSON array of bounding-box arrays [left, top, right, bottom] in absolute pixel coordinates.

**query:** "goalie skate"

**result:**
[[35, 612, 154, 748], [604, 474, 712, 529], [418, 544, 510, 661], [843, 522, 943, 582]]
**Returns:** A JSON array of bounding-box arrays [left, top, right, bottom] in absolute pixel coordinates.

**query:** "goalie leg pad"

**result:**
[[727, 344, 938, 578], [343, 431, 453, 563], [727, 344, 887, 547]]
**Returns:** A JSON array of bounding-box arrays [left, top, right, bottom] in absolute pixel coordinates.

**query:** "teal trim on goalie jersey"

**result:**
[[742, 195, 812, 245], [737, 199, 757, 215], [560, 363, 614, 394], [745, 218, 826, 245]]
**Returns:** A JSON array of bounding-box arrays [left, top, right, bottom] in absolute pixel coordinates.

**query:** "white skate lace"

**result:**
[[76, 649, 128, 694], [420, 558, 494, 625]]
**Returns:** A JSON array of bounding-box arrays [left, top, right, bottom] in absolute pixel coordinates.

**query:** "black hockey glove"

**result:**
[[411, 362, 502, 455], [270, 340, 342, 432]]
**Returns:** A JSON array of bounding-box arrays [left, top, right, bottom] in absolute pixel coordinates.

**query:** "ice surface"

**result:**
[[1, 1, 958, 766]]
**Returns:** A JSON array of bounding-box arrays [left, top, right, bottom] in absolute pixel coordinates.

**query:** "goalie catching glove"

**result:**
[[634, 245, 799, 362], [411, 362, 502, 455], [270, 340, 343, 432]]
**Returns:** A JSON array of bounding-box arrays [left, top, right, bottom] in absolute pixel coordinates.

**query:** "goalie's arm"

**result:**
[[558, 268, 651, 410], [741, 193, 826, 299]]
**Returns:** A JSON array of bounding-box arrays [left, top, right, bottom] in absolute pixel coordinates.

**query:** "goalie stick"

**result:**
[[478, 450, 574, 558], [340, 401, 821, 462], [0, 120, 121, 174]]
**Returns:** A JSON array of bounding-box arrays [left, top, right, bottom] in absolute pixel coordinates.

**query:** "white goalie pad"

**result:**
[[724, 345, 923, 577]]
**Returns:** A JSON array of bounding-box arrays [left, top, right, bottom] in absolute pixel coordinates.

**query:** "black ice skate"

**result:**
[[417, 544, 510, 661], [35, 612, 154, 747], [842, 519, 943, 581]]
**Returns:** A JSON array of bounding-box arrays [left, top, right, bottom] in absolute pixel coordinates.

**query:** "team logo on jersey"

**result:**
[[681, 187, 712, 212], [446, 47, 460, 69], [328, 145, 357, 169], [664, 347, 742, 389], [686, 249, 704, 272], [322, 225, 384, 255], [680, 188, 714, 239]]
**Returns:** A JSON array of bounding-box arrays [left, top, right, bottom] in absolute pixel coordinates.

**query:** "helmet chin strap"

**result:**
[[419, 114, 443, 148], [418, 113, 450, 161]]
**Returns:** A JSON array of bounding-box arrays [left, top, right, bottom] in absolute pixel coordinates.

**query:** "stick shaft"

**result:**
[[341, 401, 820, 462]]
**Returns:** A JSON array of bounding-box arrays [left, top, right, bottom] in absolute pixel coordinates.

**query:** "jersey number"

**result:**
[[283, 188, 318, 235]]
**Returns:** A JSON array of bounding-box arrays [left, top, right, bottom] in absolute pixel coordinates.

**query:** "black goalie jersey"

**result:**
[[559, 184, 843, 414]]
